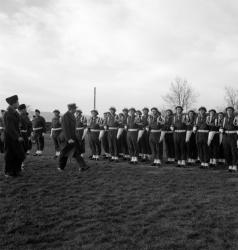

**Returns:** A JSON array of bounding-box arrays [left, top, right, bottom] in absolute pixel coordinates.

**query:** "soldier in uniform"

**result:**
[[136, 110, 143, 159], [163, 109, 175, 164], [207, 109, 219, 167], [217, 112, 225, 165], [87, 110, 102, 160], [75, 109, 87, 157], [58, 103, 88, 172], [170, 106, 187, 167], [0, 110, 5, 153], [101, 112, 110, 159], [193, 107, 210, 168], [104, 107, 119, 162], [4, 95, 25, 177], [140, 107, 150, 162], [126, 108, 140, 164], [185, 110, 197, 166], [220, 106, 238, 172], [32, 109, 46, 156], [50, 109, 62, 158], [121, 108, 130, 160], [148, 107, 164, 167], [18, 104, 32, 169], [117, 112, 126, 159]]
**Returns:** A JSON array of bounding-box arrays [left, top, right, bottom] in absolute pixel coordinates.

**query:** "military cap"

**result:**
[[209, 109, 216, 113], [53, 109, 60, 114], [109, 107, 116, 112], [129, 107, 136, 112], [166, 109, 173, 114], [198, 106, 207, 112], [188, 110, 196, 114], [91, 109, 98, 115], [175, 105, 183, 110], [226, 106, 235, 112], [119, 112, 124, 117], [103, 111, 109, 115], [142, 107, 149, 112], [67, 103, 77, 110], [76, 109, 82, 113], [151, 107, 158, 112], [6, 95, 18, 105], [122, 108, 129, 112], [18, 104, 26, 110], [136, 110, 142, 115], [218, 112, 224, 115], [35, 109, 40, 113]]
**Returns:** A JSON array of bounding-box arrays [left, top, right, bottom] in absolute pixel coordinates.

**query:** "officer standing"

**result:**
[[58, 103, 88, 172], [51, 109, 62, 158], [4, 95, 25, 177], [32, 109, 46, 156]]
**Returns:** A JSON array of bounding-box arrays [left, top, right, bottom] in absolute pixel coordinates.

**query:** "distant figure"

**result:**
[[0, 109, 5, 153], [32, 109, 46, 156], [4, 95, 25, 177], [50, 109, 62, 158], [58, 103, 89, 172]]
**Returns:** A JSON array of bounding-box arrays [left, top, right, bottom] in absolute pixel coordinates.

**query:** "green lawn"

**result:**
[[0, 135, 238, 249]]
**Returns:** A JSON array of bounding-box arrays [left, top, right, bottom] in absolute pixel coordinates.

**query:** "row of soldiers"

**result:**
[[49, 105, 238, 172]]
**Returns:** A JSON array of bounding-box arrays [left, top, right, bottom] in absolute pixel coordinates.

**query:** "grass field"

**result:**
[[1, 135, 238, 250]]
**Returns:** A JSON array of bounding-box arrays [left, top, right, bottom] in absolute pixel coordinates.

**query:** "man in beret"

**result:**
[[50, 109, 62, 158], [58, 103, 88, 171], [163, 109, 175, 164], [3, 95, 25, 177], [220, 106, 238, 172], [193, 107, 210, 168], [104, 107, 120, 162], [87, 109, 102, 160], [18, 104, 32, 169], [32, 109, 46, 156], [0, 110, 5, 153], [170, 106, 187, 167]]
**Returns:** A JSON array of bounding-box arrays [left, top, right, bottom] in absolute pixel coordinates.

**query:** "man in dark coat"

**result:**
[[58, 103, 89, 172], [4, 95, 25, 177], [0, 109, 5, 153]]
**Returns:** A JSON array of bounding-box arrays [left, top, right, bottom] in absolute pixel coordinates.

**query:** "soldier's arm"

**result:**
[[4, 113, 20, 141]]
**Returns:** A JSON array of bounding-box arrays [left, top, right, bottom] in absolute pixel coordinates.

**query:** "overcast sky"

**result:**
[[1, 0, 238, 114]]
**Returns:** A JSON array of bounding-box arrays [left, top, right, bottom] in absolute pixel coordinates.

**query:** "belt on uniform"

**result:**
[[52, 128, 62, 131], [128, 129, 138, 132], [225, 131, 237, 134], [175, 130, 186, 133], [109, 127, 118, 130], [197, 130, 209, 133], [166, 131, 173, 133], [151, 129, 161, 133], [76, 127, 84, 130], [20, 130, 27, 133], [91, 129, 100, 132], [33, 127, 43, 131]]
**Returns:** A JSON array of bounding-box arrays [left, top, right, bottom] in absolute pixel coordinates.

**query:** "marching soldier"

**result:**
[[75, 109, 87, 157], [148, 107, 164, 167], [170, 106, 187, 167], [217, 112, 225, 165], [87, 110, 101, 160], [185, 110, 197, 166], [18, 104, 32, 168], [193, 107, 210, 168], [163, 109, 175, 164], [50, 109, 62, 158], [0, 110, 5, 153], [117, 112, 126, 159], [220, 106, 238, 172], [121, 108, 130, 160], [100, 112, 110, 159], [136, 110, 143, 159], [104, 107, 119, 162], [32, 109, 46, 156], [140, 107, 151, 162], [126, 108, 140, 164], [4, 95, 25, 177], [58, 103, 88, 172], [207, 109, 219, 167]]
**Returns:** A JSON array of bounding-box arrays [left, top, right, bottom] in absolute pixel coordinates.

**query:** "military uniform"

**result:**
[[117, 113, 126, 159], [148, 108, 163, 166], [0, 111, 5, 153], [171, 106, 187, 167], [4, 95, 25, 177], [217, 112, 225, 164], [51, 110, 62, 158], [87, 110, 102, 160], [194, 107, 210, 168], [163, 110, 175, 163], [32, 110, 46, 156], [220, 107, 238, 172], [101, 112, 110, 159], [75, 110, 87, 156]]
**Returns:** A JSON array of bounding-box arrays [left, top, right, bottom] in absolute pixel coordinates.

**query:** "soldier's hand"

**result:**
[[68, 139, 74, 144], [18, 137, 24, 142], [42, 133, 45, 136]]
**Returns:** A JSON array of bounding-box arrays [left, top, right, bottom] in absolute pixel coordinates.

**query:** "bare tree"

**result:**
[[224, 86, 238, 109], [162, 77, 198, 111]]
